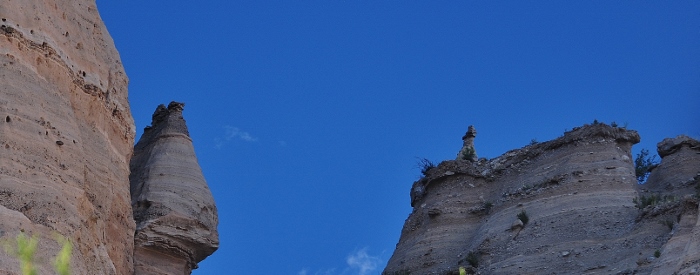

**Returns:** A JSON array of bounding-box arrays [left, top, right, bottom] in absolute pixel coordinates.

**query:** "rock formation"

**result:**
[[385, 124, 700, 274], [130, 102, 219, 275], [457, 125, 477, 161], [0, 2, 219, 274], [0, 0, 135, 274]]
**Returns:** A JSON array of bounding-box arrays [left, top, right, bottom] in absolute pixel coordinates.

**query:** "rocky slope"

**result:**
[[384, 124, 700, 274], [0, 1, 135, 274], [130, 102, 219, 275]]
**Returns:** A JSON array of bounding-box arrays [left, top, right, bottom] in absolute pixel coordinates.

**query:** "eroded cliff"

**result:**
[[0, 0, 135, 274], [130, 102, 219, 275], [385, 124, 700, 274]]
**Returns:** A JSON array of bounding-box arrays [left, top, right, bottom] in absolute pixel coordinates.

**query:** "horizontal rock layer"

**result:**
[[130, 102, 219, 275], [0, 1, 135, 274], [385, 124, 700, 274]]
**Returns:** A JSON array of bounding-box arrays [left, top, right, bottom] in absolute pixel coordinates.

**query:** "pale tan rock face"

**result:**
[[130, 102, 219, 275], [0, 1, 135, 274], [385, 124, 700, 274]]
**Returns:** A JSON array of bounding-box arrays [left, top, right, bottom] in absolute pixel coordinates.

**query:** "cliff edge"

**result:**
[[385, 124, 700, 274]]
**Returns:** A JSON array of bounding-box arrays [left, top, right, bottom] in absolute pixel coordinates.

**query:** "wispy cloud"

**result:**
[[214, 125, 257, 149], [346, 248, 382, 275], [299, 247, 383, 275], [224, 126, 257, 142]]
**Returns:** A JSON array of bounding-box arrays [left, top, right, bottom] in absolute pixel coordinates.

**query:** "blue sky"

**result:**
[[96, 1, 699, 274]]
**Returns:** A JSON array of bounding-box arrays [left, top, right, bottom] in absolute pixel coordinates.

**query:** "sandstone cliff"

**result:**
[[0, 2, 220, 274], [130, 102, 219, 275], [0, 0, 135, 274], [384, 124, 700, 274]]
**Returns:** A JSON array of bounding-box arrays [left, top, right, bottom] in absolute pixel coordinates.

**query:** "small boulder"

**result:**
[[510, 219, 524, 230]]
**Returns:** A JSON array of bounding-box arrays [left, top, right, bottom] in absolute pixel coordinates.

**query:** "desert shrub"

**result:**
[[529, 139, 538, 145], [465, 252, 479, 268], [611, 121, 618, 127], [633, 194, 675, 209], [654, 249, 661, 258], [53, 235, 72, 275], [2, 232, 73, 275], [633, 194, 659, 209], [461, 147, 476, 161], [416, 157, 436, 176], [635, 149, 659, 184], [517, 210, 529, 225]]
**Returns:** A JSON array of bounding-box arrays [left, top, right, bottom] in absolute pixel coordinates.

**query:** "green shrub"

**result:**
[[461, 147, 476, 161], [53, 235, 72, 275], [2, 232, 73, 275], [416, 157, 436, 176], [517, 210, 529, 225], [654, 249, 661, 258], [635, 149, 659, 184]]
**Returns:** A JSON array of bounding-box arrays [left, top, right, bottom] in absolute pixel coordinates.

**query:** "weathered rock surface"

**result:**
[[456, 125, 477, 161], [385, 124, 700, 274], [130, 102, 219, 275], [641, 135, 700, 275], [0, 1, 135, 274]]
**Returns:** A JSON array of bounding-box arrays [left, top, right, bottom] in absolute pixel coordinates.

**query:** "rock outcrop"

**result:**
[[0, 1, 135, 274], [130, 102, 219, 275], [0, 2, 220, 274], [456, 125, 477, 161], [385, 124, 700, 274]]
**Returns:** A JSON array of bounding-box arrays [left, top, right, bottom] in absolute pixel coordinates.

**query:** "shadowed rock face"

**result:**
[[385, 124, 700, 275], [130, 102, 219, 275], [0, 1, 135, 274]]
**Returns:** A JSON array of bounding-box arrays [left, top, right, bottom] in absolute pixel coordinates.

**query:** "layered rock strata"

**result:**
[[638, 135, 700, 274], [130, 102, 219, 275], [385, 124, 700, 274], [0, 1, 135, 274]]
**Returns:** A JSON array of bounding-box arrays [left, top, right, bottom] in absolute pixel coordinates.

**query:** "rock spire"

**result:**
[[130, 102, 219, 274], [457, 125, 478, 161]]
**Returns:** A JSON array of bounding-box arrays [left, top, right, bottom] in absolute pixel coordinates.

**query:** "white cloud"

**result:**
[[214, 126, 257, 149], [300, 247, 383, 275], [224, 126, 257, 142], [346, 248, 381, 275]]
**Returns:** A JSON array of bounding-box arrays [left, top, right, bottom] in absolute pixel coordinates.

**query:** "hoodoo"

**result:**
[[130, 102, 219, 275]]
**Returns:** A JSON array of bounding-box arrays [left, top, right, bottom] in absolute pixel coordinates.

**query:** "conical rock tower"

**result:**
[[130, 102, 219, 275]]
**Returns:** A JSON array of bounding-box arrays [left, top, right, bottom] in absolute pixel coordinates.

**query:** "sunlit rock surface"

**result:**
[[130, 102, 219, 275], [0, 0, 135, 274], [385, 124, 700, 275]]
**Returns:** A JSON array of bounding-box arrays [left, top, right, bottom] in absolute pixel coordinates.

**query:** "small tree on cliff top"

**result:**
[[635, 149, 659, 184]]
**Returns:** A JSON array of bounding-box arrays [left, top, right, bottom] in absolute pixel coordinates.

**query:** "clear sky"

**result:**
[[96, 1, 699, 274]]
